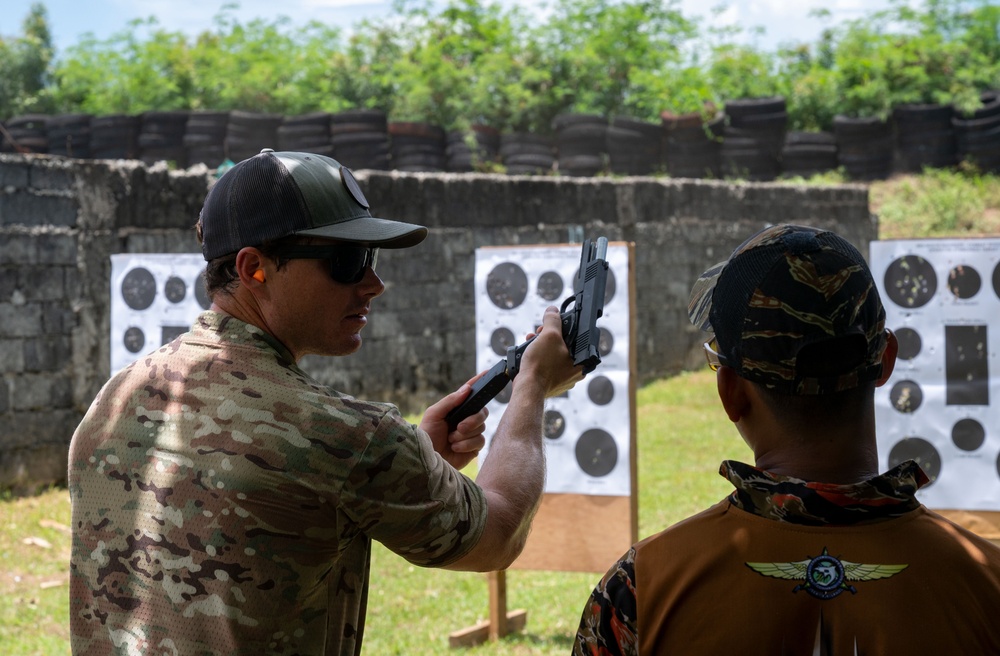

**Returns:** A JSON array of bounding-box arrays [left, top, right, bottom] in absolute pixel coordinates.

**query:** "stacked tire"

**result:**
[[553, 113, 607, 177], [330, 109, 391, 170], [226, 111, 283, 162], [780, 131, 838, 178], [833, 115, 894, 181], [500, 132, 556, 175], [721, 97, 787, 181], [139, 111, 189, 167], [1, 115, 48, 153], [893, 103, 957, 172], [278, 112, 334, 157], [446, 125, 500, 172], [606, 116, 662, 176], [184, 111, 229, 166], [90, 114, 140, 160], [388, 121, 447, 172], [954, 90, 1000, 173], [661, 111, 723, 179], [47, 114, 92, 159]]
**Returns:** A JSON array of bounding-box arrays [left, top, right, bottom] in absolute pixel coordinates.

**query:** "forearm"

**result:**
[[443, 376, 547, 571], [442, 306, 581, 572]]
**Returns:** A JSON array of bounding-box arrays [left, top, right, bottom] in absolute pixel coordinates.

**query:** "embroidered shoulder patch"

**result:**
[[746, 548, 907, 599]]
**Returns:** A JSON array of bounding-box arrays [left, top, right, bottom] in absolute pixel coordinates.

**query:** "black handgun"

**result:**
[[445, 237, 610, 430]]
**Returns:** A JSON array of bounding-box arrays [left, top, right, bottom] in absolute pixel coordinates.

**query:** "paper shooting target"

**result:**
[[110, 254, 210, 374], [474, 243, 632, 497], [871, 239, 1000, 510]]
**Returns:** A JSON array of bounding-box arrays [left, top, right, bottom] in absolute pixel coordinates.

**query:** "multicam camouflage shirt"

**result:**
[[572, 459, 931, 656], [68, 311, 487, 656]]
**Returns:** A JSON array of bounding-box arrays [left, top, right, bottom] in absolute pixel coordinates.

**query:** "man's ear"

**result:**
[[717, 366, 751, 423], [876, 329, 898, 387], [235, 248, 266, 287]]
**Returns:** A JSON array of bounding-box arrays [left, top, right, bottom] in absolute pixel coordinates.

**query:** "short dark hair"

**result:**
[[754, 380, 876, 433], [196, 221, 298, 298]]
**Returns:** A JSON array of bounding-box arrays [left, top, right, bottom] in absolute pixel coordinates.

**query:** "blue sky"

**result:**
[[2, 0, 894, 56]]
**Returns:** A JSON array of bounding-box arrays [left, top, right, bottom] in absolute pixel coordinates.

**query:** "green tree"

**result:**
[[0, 2, 55, 119], [50, 17, 194, 114], [828, 0, 996, 119], [188, 8, 341, 113], [542, 0, 697, 121], [706, 43, 783, 106], [777, 28, 840, 131]]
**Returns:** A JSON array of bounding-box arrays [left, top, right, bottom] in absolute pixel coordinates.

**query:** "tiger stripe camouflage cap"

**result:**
[[199, 149, 428, 260], [688, 224, 887, 395]]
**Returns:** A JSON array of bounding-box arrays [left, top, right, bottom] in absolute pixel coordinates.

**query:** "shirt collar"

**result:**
[[721, 459, 929, 526], [192, 310, 297, 365]]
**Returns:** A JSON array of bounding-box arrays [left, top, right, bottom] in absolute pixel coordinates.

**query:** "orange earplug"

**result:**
[[252, 270, 266, 283]]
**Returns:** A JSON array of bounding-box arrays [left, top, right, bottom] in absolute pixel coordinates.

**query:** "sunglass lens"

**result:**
[[329, 246, 376, 284]]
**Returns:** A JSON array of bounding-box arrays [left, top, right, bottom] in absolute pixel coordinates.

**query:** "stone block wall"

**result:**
[[0, 153, 874, 490]]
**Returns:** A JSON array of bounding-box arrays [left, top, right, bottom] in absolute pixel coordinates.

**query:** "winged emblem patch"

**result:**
[[746, 547, 907, 599]]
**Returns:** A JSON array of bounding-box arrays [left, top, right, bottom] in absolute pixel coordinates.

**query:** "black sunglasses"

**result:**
[[273, 244, 379, 284]]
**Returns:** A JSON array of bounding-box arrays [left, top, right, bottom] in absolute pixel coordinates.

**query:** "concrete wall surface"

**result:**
[[0, 153, 874, 490]]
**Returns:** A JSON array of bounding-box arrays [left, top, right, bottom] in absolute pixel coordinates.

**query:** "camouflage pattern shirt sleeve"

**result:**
[[68, 311, 487, 656], [573, 546, 639, 656]]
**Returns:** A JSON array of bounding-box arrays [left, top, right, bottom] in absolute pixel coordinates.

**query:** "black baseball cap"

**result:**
[[688, 224, 887, 395], [199, 149, 427, 260]]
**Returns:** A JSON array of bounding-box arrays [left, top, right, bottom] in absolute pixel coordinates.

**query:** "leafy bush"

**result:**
[[0, 2, 54, 118], [4, 0, 1000, 137], [542, 0, 697, 122]]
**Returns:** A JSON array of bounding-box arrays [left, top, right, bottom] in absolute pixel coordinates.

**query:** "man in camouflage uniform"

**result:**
[[573, 224, 1000, 655], [69, 149, 583, 655]]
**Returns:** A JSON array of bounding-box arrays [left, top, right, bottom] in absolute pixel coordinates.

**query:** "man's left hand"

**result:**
[[421, 379, 489, 470]]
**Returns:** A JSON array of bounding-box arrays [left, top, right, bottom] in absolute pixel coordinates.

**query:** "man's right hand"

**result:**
[[517, 305, 585, 399]]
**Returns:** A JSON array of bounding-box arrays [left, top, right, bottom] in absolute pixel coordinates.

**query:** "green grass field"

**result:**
[[2, 169, 998, 654]]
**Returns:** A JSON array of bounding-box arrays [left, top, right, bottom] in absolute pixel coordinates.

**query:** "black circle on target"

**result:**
[[947, 265, 981, 299], [952, 418, 986, 452], [490, 327, 516, 356], [486, 262, 528, 309], [599, 327, 614, 356], [543, 410, 566, 439], [123, 326, 145, 353], [604, 267, 617, 305], [884, 256, 936, 309], [575, 429, 618, 477], [121, 267, 157, 310], [196, 269, 211, 310], [993, 262, 1000, 301], [889, 380, 923, 414], [887, 437, 941, 486], [165, 276, 187, 303], [537, 271, 564, 301], [895, 327, 921, 361], [588, 375, 615, 405]]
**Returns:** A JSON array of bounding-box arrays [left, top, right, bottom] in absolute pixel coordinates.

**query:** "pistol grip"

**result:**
[[445, 359, 511, 430]]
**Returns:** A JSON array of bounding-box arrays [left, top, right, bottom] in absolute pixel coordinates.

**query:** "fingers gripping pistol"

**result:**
[[445, 237, 610, 430]]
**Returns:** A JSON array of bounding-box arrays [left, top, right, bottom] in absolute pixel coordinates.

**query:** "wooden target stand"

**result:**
[[449, 242, 638, 648]]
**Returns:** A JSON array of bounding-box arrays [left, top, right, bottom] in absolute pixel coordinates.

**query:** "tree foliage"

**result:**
[[2, 0, 998, 132], [0, 2, 54, 118]]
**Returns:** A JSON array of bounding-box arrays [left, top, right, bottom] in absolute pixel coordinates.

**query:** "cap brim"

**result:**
[[687, 260, 728, 332], [296, 216, 428, 249]]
